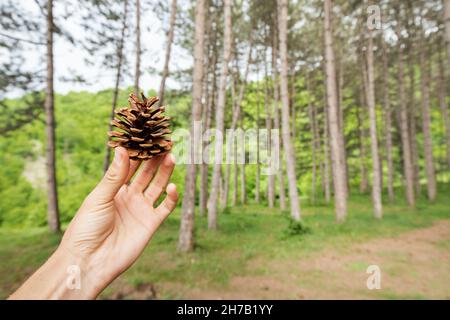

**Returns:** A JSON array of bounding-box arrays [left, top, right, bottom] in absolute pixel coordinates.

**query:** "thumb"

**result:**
[[91, 147, 130, 203]]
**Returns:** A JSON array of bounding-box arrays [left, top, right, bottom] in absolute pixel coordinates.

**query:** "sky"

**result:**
[[3, 0, 192, 97]]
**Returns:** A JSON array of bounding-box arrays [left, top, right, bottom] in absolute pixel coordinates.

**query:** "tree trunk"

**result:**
[[337, 55, 349, 197], [103, 0, 129, 173], [323, 99, 331, 204], [278, 0, 301, 220], [200, 14, 217, 216], [240, 116, 246, 204], [444, 0, 450, 65], [158, 0, 177, 107], [407, 44, 421, 196], [255, 65, 261, 203], [438, 43, 450, 170], [178, 0, 205, 251], [419, 31, 436, 201], [397, 23, 415, 207], [271, 19, 287, 211], [307, 75, 317, 204], [324, 0, 347, 221], [382, 32, 395, 202], [366, 29, 383, 219], [264, 44, 275, 207], [222, 36, 253, 208], [360, 54, 370, 194], [45, 0, 60, 233], [207, 0, 232, 229], [134, 0, 141, 95], [290, 71, 296, 139]]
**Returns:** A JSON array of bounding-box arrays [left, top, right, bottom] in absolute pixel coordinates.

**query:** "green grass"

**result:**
[[0, 191, 449, 299]]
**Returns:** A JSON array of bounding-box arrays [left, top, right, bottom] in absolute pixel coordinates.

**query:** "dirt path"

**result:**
[[165, 220, 450, 299]]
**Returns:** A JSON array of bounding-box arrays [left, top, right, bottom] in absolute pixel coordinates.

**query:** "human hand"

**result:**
[[56, 147, 178, 298], [9, 147, 178, 300]]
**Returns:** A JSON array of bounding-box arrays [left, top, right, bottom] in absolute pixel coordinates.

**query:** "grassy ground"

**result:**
[[0, 191, 449, 299]]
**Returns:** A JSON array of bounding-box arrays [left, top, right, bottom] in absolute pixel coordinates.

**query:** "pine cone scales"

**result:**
[[107, 93, 173, 160]]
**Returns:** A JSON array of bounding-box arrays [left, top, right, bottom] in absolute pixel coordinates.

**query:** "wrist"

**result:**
[[51, 246, 107, 299]]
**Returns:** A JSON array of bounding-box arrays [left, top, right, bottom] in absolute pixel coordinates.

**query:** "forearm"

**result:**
[[8, 248, 103, 300]]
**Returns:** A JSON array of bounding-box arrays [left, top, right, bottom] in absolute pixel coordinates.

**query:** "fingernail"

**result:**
[[114, 148, 123, 164]]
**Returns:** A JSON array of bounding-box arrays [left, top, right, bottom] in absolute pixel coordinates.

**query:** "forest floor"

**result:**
[[0, 192, 449, 300]]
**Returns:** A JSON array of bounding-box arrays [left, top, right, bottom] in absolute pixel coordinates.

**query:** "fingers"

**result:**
[[144, 153, 176, 204], [125, 160, 142, 183], [155, 183, 179, 221], [129, 156, 164, 192], [90, 147, 130, 203]]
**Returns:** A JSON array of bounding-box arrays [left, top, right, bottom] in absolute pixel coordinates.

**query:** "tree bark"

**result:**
[[272, 19, 287, 211], [382, 33, 395, 202], [178, 0, 205, 251], [207, 0, 232, 229], [407, 43, 421, 196], [240, 115, 246, 204], [323, 98, 331, 204], [324, 0, 347, 221], [103, 0, 129, 173], [45, 0, 60, 233], [419, 30, 436, 201], [438, 43, 450, 170], [337, 55, 349, 197], [278, 0, 301, 220], [397, 23, 415, 207], [199, 11, 217, 216], [366, 29, 383, 219], [134, 0, 141, 95], [358, 89, 369, 194], [264, 43, 275, 207], [222, 36, 253, 208], [444, 0, 450, 65], [158, 0, 177, 107], [307, 75, 317, 204], [255, 65, 261, 203]]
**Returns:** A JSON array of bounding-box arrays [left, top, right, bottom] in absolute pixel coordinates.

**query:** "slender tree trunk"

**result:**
[[419, 31, 436, 201], [324, 0, 347, 221], [158, 0, 177, 106], [438, 43, 450, 170], [278, 0, 301, 220], [323, 100, 331, 204], [307, 75, 317, 204], [134, 0, 141, 95], [397, 24, 415, 207], [207, 0, 232, 229], [178, 0, 205, 251], [407, 44, 421, 196], [240, 115, 246, 204], [312, 98, 324, 200], [222, 36, 252, 208], [45, 0, 60, 233], [103, 0, 129, 173], [382, 33, 395, 202], [255, 65, 261, 203], [366, 29, 383, 218], [264, 43, 275, 207], [359, 52, 371, 194], [290, 71, 296, 139], [444, 0, 450, 65], [337, 55, 349, 197], [200, 16, 217, 216], [271, 20, 287, 211]]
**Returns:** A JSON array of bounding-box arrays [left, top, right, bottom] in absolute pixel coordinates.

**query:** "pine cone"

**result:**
[[107, 93, 173, 160]]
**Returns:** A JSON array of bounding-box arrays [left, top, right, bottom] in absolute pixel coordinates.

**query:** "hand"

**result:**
[[9, 147, 178, 299], [60, 147, 178, 296]]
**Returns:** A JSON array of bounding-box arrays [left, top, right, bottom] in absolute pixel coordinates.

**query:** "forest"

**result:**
[[0, 0, 449, 299]]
